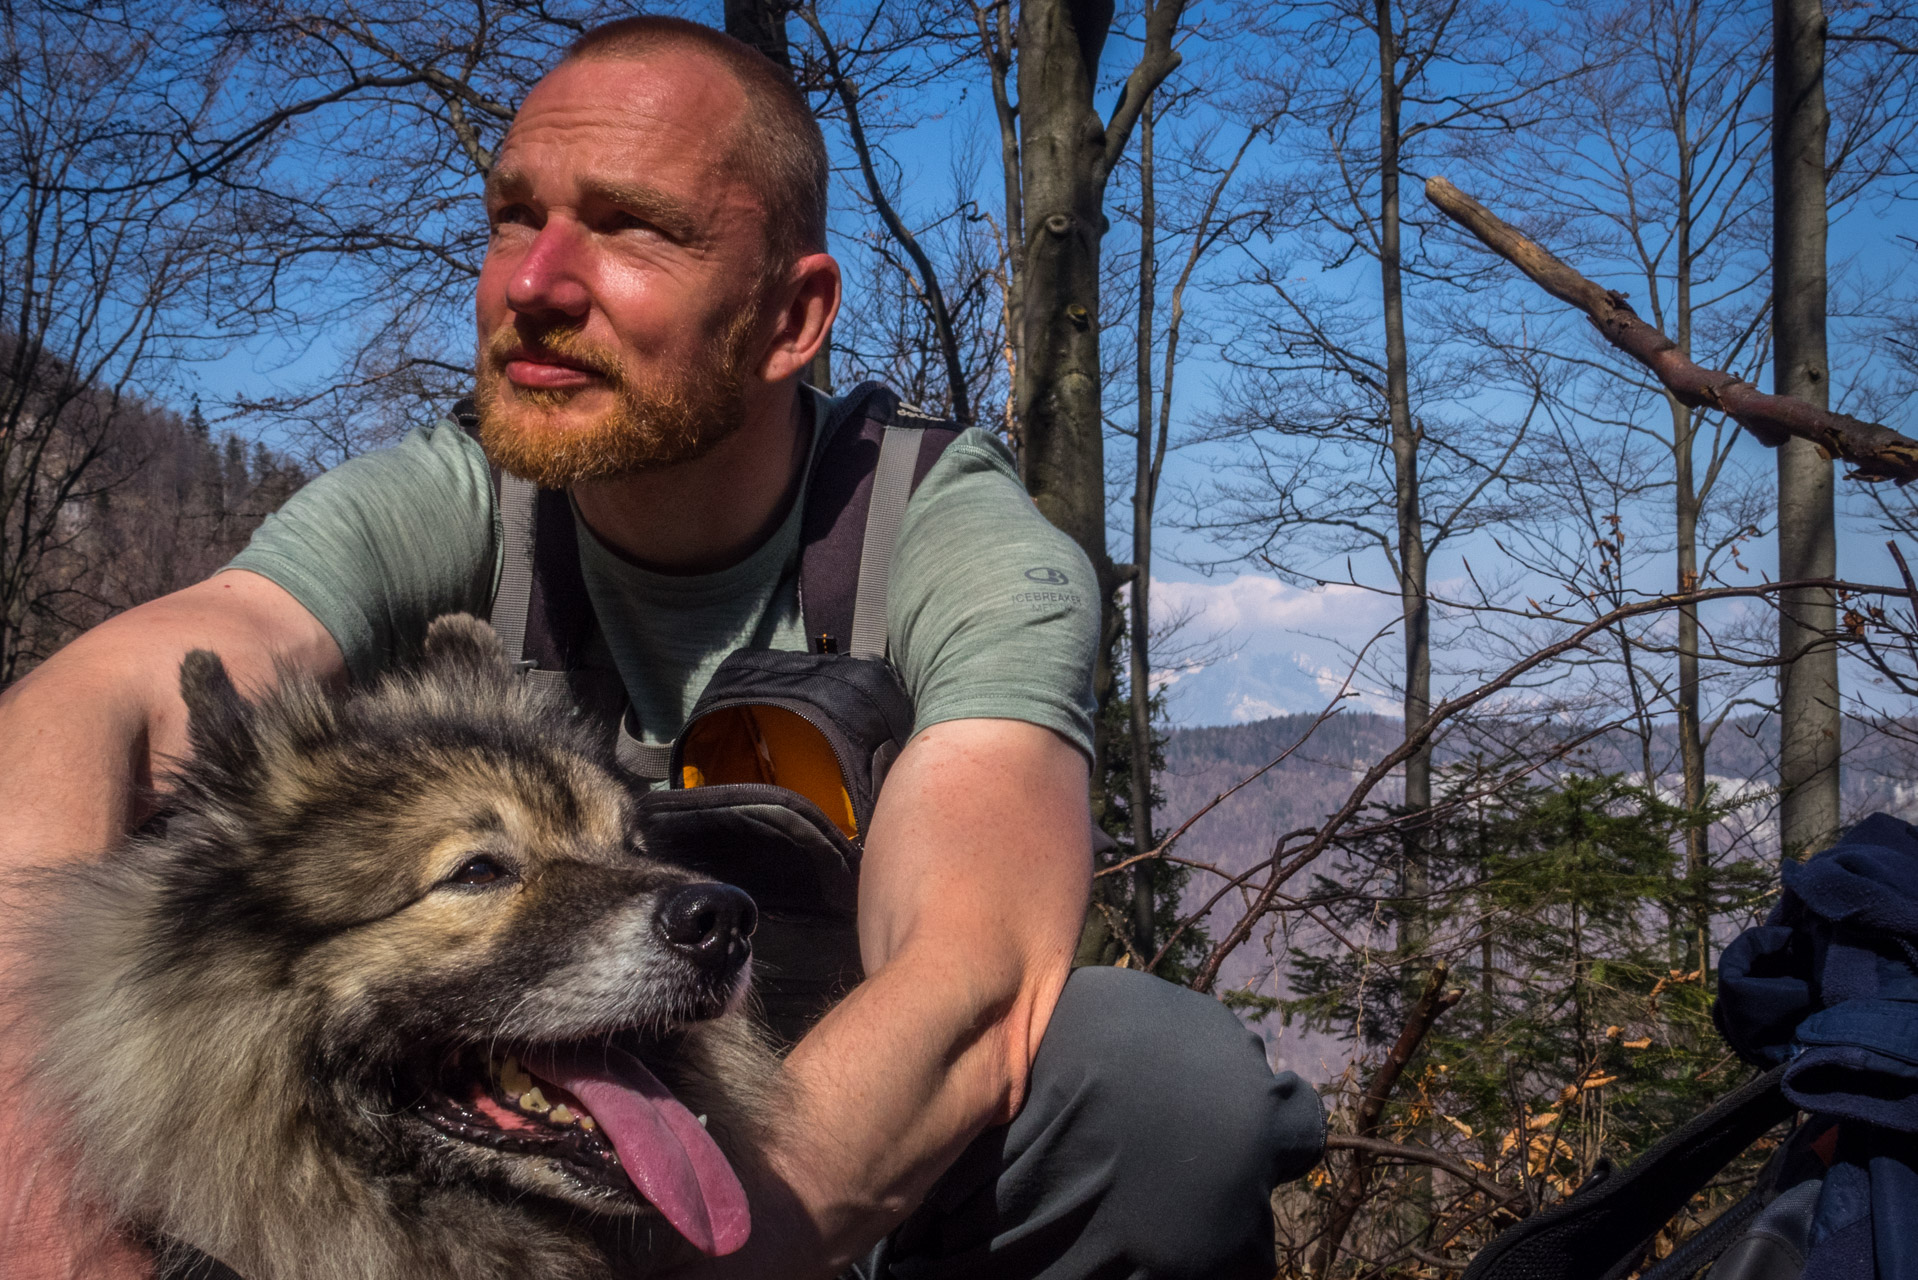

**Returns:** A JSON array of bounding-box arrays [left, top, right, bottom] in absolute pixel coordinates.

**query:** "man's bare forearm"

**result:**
[[683, 719, 1090, 1278]]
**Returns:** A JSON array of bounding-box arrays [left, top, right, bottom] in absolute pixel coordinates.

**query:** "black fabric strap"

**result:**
[[1461, 1065, 1794, 1280], [799, 383, 962, 656]]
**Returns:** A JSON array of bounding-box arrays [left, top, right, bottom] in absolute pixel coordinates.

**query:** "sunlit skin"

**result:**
[[477, 52, 839, 573], [0, 44, 1088, 1280]]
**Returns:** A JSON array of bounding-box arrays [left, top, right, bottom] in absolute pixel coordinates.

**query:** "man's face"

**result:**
[[474, 53, 772, 488]]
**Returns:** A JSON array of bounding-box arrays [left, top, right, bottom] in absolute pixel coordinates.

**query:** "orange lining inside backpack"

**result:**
[[679, 704, 859, 839]]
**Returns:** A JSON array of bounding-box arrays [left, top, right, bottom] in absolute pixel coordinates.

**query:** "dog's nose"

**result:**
[[655, 883, 757, 973]]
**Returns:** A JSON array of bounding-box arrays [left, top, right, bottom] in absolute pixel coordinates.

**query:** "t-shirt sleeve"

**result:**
[[888, 429, 1099, 761], [225, 420, 500, 683]]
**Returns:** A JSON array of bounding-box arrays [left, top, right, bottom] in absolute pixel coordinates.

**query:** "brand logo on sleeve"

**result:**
[[1014, 566, 1083, 610]]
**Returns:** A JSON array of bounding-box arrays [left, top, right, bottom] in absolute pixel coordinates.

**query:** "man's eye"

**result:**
[[447, 855, 514, 887], [489, 204, 535, 231], [607, 210, 660, 235]]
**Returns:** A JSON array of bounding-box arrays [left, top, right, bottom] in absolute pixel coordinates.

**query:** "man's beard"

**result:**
[[473, 307, 762, 489]]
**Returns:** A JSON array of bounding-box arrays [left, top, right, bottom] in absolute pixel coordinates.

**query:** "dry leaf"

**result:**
[[1622, 1037, 1652, 1050], [1443, 1114, 1475, 1139], [1526, 1112, 1561, 1130]]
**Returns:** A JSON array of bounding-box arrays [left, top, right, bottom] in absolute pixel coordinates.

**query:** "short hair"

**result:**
[[561, 17, 828, 274]]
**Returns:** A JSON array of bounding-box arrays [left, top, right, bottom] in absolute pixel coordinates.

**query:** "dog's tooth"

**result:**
[[519, 1086, 551, 1114], [579, 1116, 596, 1132], [549, 1104, 575, 1125], [697, 1114, 708, 1129], [499, 1058, 533, 1097]]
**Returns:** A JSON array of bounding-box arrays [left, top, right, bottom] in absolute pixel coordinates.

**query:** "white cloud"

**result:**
[[1153, 574, 1397, 641], [1146, 574, 1403, 724]]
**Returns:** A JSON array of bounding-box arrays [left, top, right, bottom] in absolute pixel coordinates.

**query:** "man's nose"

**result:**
[[505, 218, 592, 321]]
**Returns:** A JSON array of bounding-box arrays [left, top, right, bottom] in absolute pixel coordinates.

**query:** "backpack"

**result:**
[[455, 382, 962, 1043], [1463, 813, 1918, 1280]]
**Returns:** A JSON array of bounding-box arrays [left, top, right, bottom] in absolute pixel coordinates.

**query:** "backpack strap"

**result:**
[[800, 382, 963, 656], [451, 398, 590, 702], [458, 384, 963, 766], [1461, 1064, 1794, 1280]]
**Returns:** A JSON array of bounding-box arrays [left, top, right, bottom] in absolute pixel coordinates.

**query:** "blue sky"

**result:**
[[172, 0, 1918, 729]]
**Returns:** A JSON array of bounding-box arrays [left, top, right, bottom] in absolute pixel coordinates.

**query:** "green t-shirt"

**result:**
[[228, 389, 1099, 763]]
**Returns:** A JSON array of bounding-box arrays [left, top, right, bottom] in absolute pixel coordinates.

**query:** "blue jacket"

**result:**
[[1717, 813, 1918, 1280]]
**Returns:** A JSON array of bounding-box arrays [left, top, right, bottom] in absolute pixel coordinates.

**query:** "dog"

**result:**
[[10, 614, 779, 1280]]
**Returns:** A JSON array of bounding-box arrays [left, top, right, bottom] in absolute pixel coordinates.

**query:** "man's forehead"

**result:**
[[513, 49, 747, 145]]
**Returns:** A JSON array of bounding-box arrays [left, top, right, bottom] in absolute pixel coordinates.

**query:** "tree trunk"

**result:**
[[974, 0, 1024, 442], [1017, 0, 1124, 802], [1377, 0, 1430, 960], [1674, 392, 1711, 968], [1128, 96, 1158, 957], [1669, 107, 1711, 974], [723, 0, 791, 68], [1774, 0, 1840, 859]]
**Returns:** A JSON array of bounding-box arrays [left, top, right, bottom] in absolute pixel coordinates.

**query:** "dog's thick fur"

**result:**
[[12, 615, 777, 1280]]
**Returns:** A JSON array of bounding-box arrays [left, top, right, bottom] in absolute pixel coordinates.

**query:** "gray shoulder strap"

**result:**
[[848, 424, 924, 660], [492, 472, 538, 671], [615, 711, 675, 784]]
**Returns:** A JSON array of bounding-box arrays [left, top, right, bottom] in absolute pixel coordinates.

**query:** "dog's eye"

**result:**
[[447, 855, 513, 887]]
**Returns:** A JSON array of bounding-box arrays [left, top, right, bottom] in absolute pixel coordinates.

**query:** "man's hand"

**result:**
[[691, 717, 1092, 1277], [0, 570, 343, 1280]]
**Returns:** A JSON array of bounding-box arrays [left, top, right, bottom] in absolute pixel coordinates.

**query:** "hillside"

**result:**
[[1161, 710, 1918, 1076]]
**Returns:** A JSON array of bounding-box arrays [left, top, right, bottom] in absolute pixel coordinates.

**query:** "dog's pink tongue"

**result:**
[[530, 1048, 750, 1256]]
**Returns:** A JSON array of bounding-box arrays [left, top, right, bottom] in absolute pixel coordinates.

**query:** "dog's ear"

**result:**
[[421, 613, 511, 681], [179, 649, 259, 778]]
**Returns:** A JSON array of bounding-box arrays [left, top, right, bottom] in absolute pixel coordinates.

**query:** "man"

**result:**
[[0, 18, 1320, 1279]]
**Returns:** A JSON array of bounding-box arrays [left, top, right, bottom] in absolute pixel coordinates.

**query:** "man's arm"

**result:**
[[0, 570, 343, 1280], [700, 716, 1092, 1278]]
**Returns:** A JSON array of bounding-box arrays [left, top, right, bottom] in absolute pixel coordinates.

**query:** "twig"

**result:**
[[1315, 967, 1466, 1276], [1426, 175, 1918, 484], [1326, 1135, 1527, 1212]]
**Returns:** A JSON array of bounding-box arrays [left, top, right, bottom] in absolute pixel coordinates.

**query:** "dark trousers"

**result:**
[[854, 965, 1325, 1280]]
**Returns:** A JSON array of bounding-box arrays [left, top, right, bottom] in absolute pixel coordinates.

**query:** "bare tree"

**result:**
[[1116, 88, 1269, 957], [1015, 0, 1189, 795], [1775, 0, 1841, 857], [0, 4, 248, 680], [1196, 0, 1550, 973], [1479, 0, 1774, 970]]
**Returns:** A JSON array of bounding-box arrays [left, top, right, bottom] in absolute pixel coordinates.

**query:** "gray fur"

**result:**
[[12, 615, 779, 1280]]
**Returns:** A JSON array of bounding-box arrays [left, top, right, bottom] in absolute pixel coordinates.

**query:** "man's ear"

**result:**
[[421, 613, 511, 682], [757, 252, 841, 384], [179, 649, 259, 779]]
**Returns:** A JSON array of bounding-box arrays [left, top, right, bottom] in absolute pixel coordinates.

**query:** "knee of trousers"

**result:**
[[1012, 966, 1325, 1267]]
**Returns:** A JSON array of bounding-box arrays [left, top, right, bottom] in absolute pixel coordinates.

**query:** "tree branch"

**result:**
[[1316, 968, 1466, 1275], [1325, 1135, 1526, 1212], [1100, 0, 1188, 180], [1425, 175, 1918, 483], [799, 7, 973, 423]]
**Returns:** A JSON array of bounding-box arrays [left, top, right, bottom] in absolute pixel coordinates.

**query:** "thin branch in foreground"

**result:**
[[1316, 967, 1466, 1276], [1424, 175, 1918, 484], [1325, 1135, 1527, 1213]]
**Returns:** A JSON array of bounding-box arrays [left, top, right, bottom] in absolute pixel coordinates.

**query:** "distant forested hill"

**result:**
[[1162, 710, 1918, 1076]]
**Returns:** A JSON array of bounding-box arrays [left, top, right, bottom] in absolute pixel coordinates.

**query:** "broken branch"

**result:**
[[1425, 175, 1918, 484]]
